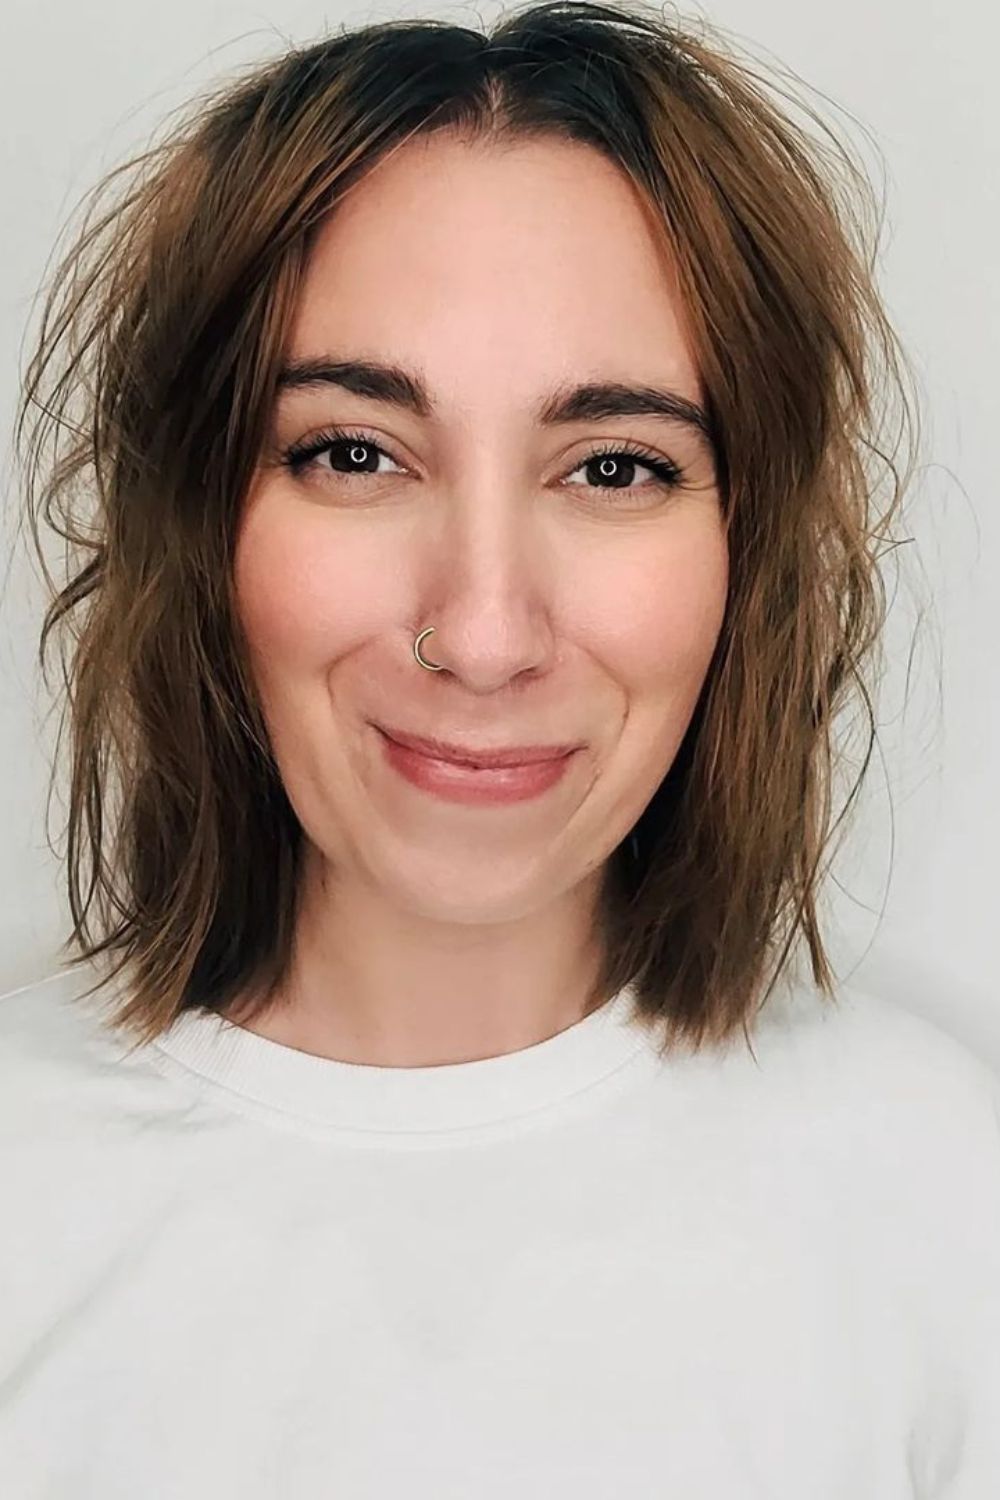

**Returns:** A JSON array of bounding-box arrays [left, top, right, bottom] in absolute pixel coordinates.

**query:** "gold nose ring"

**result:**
[[413, 627, 444, 671]]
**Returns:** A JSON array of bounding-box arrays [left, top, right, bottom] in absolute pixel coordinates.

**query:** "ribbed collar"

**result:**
[[147, 981, 656, 1139]]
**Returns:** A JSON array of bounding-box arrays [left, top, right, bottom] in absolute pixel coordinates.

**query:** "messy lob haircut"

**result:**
[[13, 0, 922, 1054]]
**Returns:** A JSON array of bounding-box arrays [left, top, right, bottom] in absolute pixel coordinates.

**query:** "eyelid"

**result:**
[[281, 424, 408, 472]]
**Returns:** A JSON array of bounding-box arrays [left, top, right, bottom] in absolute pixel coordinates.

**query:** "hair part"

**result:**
[[12, 0, 925, 1056]]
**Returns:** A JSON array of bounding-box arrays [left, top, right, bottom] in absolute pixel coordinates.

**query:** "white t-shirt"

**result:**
[[1, 962, 998, 1498]]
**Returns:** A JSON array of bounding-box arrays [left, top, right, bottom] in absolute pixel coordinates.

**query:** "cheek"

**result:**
[[596, 521, 729, 693], [232, 507, 383, 785], [232, 503, 368, 682]]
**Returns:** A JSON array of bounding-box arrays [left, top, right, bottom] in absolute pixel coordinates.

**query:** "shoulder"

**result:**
[[828, 982, 998, 1118], [0, 960, 127, 1051], [0, 963, 140, 1126], [749, 977, 1000, 1181], [753, 973, 998, 1096]]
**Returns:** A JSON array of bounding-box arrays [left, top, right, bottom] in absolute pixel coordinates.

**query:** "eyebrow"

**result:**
[[275, 356, 717, 461]]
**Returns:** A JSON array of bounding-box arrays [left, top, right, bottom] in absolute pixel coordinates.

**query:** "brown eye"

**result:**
[[281, 427, 404, 481], [563, 442, 684, 500], [327, 438, 384, 475]]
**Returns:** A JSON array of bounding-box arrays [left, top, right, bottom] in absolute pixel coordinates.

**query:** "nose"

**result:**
[[410, 501, 558, 693]]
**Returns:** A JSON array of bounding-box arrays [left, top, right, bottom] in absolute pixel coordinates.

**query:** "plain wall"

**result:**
[[2, 0, 997, 1068]]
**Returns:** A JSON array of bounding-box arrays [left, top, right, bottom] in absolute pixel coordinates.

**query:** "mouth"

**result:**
[[373, 724, 582, 770]]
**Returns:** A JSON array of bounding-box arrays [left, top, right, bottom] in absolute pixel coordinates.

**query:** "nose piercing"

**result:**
[[413, 626, 444, 671]]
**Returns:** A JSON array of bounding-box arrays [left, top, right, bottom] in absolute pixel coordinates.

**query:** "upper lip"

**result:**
[[375, 724, 581, 768]]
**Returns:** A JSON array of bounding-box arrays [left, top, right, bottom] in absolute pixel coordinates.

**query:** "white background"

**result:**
[[1, 1, 996, 1070]]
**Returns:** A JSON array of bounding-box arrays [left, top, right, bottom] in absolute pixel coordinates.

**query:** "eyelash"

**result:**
[[279, 425, 685, 502]]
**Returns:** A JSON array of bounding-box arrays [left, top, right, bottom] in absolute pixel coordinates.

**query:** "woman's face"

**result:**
[[235, 131, 729, 921]]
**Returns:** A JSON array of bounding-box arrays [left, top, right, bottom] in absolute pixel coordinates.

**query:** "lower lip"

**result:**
[[376, 729, 578, 804]]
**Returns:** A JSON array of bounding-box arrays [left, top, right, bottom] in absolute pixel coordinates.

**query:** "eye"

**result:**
[[563, 440, 684, 501], [280, 427, 404, 483], [279, 427, 686, 503]]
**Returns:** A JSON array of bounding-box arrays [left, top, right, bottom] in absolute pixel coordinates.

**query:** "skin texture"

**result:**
[[232, 130, 729, 1066]]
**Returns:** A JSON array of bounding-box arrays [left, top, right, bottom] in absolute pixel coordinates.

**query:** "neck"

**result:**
[[233, 840, 610, 1067]]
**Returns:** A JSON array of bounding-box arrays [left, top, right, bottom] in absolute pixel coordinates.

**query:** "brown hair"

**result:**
[[12, 1, 924, 1055]]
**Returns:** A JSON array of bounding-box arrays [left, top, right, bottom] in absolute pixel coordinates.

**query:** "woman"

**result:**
[[3, 1, 998, 1493]]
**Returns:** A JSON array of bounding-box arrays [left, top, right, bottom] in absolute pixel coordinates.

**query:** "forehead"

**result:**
[[285, 132, 703, 417]]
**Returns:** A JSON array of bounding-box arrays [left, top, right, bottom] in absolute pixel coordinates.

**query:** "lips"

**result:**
[[374, 725, 579, 770]]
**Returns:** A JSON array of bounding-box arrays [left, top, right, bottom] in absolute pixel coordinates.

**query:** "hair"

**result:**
[[11, 0, 925, 1057]]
